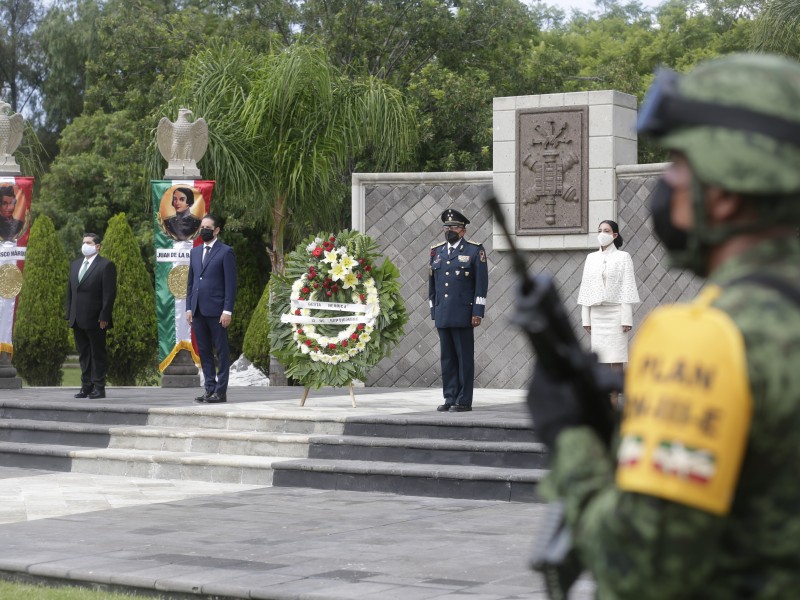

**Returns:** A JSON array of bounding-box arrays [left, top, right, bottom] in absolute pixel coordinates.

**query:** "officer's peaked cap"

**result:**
[[441, 209, 470, 226]]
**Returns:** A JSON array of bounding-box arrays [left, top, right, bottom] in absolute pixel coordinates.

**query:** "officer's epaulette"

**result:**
[[431, 241, 446, 249], [465, 239, 483, 246]]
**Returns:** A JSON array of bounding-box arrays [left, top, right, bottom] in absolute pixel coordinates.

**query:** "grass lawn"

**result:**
[[0, 580, 145, 599]]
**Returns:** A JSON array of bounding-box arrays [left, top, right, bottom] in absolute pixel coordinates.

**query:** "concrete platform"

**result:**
[[0, 386, 595, 598]]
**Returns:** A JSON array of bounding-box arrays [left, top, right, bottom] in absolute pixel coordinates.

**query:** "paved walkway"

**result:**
[[0, 386, 594, 599]]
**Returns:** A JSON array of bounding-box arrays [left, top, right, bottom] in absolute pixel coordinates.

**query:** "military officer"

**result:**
[[429, 208, 488, 412], [529, 53, 800, 598]]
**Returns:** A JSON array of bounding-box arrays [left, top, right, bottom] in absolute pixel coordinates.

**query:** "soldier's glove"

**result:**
[[527, 359, 620, 449]]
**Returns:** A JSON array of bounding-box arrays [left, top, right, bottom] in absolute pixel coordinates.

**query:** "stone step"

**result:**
[[0, 419, 547, 468], [272, 458, 546, 502], [0, 399, 539, 443]]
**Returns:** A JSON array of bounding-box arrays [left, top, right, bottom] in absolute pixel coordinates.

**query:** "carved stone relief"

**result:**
[[516, 107, 588, 235]]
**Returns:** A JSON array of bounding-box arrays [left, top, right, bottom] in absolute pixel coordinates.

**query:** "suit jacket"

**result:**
[[428, 239, 488, 328], [186, 240, 237, 317], [66, 256, 117, 329]]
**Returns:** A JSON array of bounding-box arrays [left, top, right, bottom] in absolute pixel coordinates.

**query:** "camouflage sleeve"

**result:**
[[541, 427, 725, 599]]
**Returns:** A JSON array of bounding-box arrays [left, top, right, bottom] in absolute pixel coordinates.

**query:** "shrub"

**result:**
[[242, 278, 271, 376], [13, 215, 71, 385], [228, 237, 267, 360], [101, 213, 158, 385]]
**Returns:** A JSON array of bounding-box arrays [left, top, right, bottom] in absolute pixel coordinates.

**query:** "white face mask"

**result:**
[[82, 243, 97, 257], [597, 232, 615, 248]]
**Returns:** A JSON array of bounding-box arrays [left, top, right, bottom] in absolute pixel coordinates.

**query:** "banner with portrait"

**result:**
[[0, 176, 32, 356], [151, 179, 215, 371]]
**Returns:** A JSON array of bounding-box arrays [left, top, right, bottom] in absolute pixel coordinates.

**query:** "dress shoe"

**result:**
[[195, 391, 214, 403], [88, 389, 106, 399], [74, 388, 92, 399], [452, 405, 472, 412], [205, 392, 227, 403], [436, 404, 453, 412]]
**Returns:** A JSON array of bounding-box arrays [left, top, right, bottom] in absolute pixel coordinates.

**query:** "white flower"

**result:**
[[342, 272, 358, 289], [306, 237, 322, 253], [340, 254, 357, 270], [306, 325, 315, 334], [322, 250, 338, 264], [301, 308, 311, 316], [359, 332, 371, 343], [356, 341, 366, 350], [300, 345, 310, 354], [330, 262, 347, 281], [365, 325, 374, 333], [348, 348, 358, 357], [310, 353, 320, 362]]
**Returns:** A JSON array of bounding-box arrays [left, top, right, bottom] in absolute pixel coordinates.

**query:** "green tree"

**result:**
[[152, 42, 416, 275], [13, 215, 70, 386], [243, 278, 271, 376], [228, 236, 268, 360], [35, 110, 148, 261], [101, 213, 158, 385], [753, 0, 800, 55], [0, 0, 42, 114]]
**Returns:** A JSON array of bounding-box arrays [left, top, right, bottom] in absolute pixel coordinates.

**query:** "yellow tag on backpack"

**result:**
[[616, 286, 752, 515]]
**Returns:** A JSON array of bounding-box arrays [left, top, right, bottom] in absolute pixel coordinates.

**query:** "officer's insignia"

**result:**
[[455, 270, 460, 276], [458, 255, 469, 263], [433, 256, 441, 265], [479, 250, 486, 263], [616, 286, 752, 516]]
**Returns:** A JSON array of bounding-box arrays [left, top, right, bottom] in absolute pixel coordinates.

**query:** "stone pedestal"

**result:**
[[0, 351, 21, 389], [161, 349, 200, 388], [269, 355, 287, 386]]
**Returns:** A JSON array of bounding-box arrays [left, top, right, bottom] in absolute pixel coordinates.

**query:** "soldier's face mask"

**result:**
[[443, 226, 461, 245], [650, 179, 688, 254]]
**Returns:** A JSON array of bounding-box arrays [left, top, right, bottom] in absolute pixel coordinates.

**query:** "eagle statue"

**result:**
[[0, 102, 24, 174], [157, 108, 209, 177]]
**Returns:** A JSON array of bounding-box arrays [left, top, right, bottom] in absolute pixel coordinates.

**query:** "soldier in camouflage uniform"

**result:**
[[533, 53, 800, 598]]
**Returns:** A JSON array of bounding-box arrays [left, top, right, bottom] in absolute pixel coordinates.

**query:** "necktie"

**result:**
[[202, 245, 210, 265], [78, 259, 89, 282], [448, 246, 455, 258]]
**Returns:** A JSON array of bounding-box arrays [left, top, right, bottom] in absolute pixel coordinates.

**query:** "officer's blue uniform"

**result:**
[[428, 210, 488, 409]]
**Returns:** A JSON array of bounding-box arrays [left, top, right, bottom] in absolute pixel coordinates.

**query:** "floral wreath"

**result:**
[[269, 230, 407, 389]]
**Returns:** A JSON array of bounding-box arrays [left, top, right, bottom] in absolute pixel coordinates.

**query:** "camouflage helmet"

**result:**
[[639, 53, 800, 195]]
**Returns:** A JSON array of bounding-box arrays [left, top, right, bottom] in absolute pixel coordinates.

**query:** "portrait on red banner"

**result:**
[[0, 184, 29, 243], [157, 185, 206, 242]]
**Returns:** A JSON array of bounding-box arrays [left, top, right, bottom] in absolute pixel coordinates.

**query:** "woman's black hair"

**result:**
[[174, 187, 195, 207], [600, 219, 623, 248]]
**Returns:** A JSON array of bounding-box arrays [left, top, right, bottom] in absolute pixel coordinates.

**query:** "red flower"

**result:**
[[332, 284, 339, 292], [356, 273, 362, 279], [341, 340, 348, 347], [295, 309, 301, 315], [365, 264, 372, 272], [350, 333, 358, 340], [358, 258, 365, 265], [329, 236, 336, 242], [357, 323, 365, 331], [302, 287, 310, 294], [313, 283, 319, 289], [359, 294, 365, 301], [312, 247, 323, 258], [304, 339, 313, 347], [326, 291, 332, 297], [314, 346, 320, 352], [328, 343, 336, 350], [298, 329, 304, 335]]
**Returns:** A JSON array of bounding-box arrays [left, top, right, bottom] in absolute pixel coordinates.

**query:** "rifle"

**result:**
[[485, 197, 621, 599]]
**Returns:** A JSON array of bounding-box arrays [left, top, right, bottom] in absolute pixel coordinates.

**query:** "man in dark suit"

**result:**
[[186, 214, 237, 403], [429, 209, 489, 412], [66, 233, 117, 399]]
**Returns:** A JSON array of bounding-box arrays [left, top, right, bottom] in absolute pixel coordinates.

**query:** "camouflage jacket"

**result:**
[[540, 237, 800, 599]]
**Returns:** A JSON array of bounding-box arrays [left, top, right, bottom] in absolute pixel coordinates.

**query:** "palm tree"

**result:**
[[149, 41, 417, 275], [753, 0, 800, 55]]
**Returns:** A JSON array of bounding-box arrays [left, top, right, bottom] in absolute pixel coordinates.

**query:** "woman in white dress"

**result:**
[[577, 220, 640, 405]]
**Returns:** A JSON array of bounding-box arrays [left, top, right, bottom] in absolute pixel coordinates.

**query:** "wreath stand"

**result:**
[[300, 383, 357, 408]]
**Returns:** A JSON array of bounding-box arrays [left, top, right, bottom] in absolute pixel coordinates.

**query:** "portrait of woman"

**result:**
[[160, 186, 203, 241], [576, 220, 640, 405]]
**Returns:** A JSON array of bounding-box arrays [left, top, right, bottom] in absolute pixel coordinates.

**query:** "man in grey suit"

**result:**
[[66, 233, 117, 399], [186, 214, 237, 403]]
